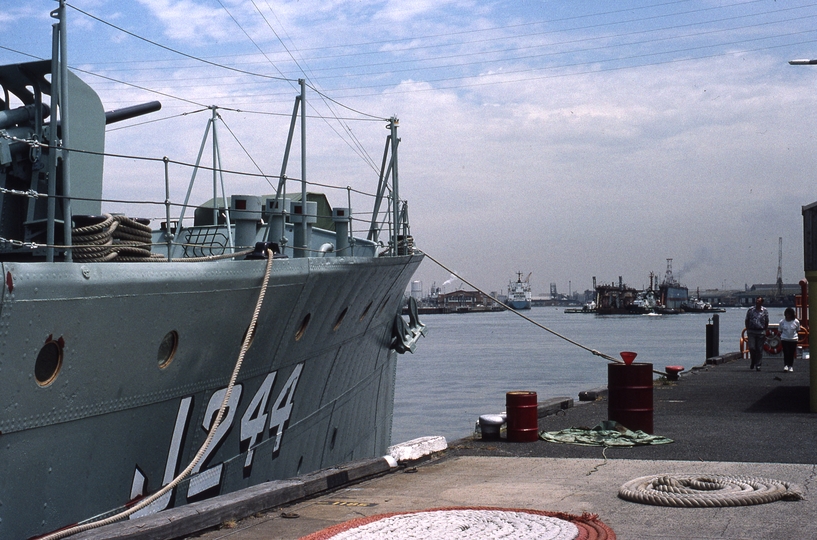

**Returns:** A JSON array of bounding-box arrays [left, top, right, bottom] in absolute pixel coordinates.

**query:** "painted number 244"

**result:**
[[129, 363, 303, 517]]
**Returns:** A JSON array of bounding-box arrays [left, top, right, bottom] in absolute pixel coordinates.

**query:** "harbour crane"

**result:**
[[776, 237, 783, 301]]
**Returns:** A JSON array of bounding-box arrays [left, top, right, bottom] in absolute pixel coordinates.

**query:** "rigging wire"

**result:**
[[0, 43, 212, 109], [274, 0, 760, 56], [244, 0, 383, 173], [269, 15, 817, 81], [214, 0, 295, 88], [0, 131, 388, 203], [56, 1, 390, 178], [105, 108, 211, 132], [253, 1, 380, 136], [51, 2, 817, 85], [3, 13, 383, 136], [7, 4, 814, 114], [292, 0, 814, 63], [65, 2, 294, 83], [285, 36, 817, 100], [419, 249, 669, 376], [216, 111, 273, 190]]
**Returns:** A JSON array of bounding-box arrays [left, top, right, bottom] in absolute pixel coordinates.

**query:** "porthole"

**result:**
[[359, 301, 373, 322], [157, 330, 179, 369], [35, 339, 63, 387], [333, 307, 349, 332], [295, 313, 311, 341]]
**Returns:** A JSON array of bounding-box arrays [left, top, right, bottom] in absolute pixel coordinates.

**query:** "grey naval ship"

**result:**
[[0, 3, 424, 538]]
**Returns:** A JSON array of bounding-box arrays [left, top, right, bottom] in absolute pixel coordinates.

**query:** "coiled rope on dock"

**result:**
[[301, 507, 615, 540], [420, 250, 667, 375], [618, 474, 803, 507]]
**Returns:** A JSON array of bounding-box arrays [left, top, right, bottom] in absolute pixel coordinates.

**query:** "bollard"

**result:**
[[665, 365, 684, 381], [478, 414, 505, 441], [706, 320, 714, 359]]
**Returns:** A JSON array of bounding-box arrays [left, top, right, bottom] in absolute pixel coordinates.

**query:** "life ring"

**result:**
[[764, 328, 782, 355], [798, 327, 809, 346]]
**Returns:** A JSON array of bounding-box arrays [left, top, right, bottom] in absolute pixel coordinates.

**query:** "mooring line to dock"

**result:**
[[40, 250, 275, 540], [420, 250, 669, 376]]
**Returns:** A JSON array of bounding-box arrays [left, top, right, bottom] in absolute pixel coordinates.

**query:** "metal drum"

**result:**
[[608, 363, 654, 434], [506, 391, 539, 442]]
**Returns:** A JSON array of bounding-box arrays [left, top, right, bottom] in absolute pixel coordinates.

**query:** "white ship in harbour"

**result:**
[[507, 272, 532, 310]]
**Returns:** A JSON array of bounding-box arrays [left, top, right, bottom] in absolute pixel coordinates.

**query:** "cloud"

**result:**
[[135, 0, 246, 44]]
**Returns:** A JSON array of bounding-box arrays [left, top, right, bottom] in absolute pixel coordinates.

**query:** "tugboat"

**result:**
[[681, 298, 726, 313]]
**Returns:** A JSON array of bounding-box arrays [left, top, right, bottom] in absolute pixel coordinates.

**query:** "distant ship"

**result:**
[[591, 274, 680, 315], [507, 272, 532, 310], [681, 298, 726, 313], [658, 258, 689, 310], [593, 276, 650, 314]]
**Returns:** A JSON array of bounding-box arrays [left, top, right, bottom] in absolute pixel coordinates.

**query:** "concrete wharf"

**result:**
[[74, 353, 817, 539]]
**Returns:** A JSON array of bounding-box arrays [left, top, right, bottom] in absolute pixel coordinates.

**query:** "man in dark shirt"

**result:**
[[745, 297, 769, 371]]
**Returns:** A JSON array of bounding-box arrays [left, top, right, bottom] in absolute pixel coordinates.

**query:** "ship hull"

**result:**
[[0, 254, 422, 539], [506, 299, 532, 310]]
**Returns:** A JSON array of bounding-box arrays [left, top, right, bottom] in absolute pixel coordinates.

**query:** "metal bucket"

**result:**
[[608, 363, 653, 434], [506, 391, 539, 442]]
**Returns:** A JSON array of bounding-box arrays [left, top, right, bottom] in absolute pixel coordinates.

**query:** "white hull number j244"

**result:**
[[128, 363, 304, 517]]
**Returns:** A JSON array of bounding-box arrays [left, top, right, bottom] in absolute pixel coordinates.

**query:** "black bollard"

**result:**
[[712, 314, 720, 357], [706, 319, 714, 360]]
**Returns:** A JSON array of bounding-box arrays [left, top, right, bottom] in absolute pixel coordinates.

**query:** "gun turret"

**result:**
[[104, 101, 161, 125]]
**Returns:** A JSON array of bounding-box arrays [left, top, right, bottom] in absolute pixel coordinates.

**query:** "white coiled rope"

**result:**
[[619, 474, 804, 507]]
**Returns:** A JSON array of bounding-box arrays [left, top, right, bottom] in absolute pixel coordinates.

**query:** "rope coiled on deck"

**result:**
[[619, 474, 803, 507], [72, 213, 162, 261]]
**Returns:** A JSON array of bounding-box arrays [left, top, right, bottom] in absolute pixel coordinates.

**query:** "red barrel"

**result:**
[[608, 363, 653, 434], [506, 391, 539, 442]]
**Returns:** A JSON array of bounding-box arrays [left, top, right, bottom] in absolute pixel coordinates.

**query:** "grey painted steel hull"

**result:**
[[0, 254, 422, 539], [506, 300, 532, 310]]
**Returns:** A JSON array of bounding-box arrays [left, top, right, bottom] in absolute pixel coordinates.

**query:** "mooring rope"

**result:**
[[618, 474, 804, 507], [300, 507, 616, 540], [72, 214, 162, 261], [420, 250, 668, 375], [39, 249, 275, 540]]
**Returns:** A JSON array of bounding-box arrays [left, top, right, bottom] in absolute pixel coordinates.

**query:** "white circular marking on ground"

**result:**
[[324, 509, 579, 539]]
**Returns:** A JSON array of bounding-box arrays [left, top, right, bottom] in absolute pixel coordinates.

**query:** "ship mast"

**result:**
[[47, 0, 72, 261], [663, 258, 676, 286], [776, 237, 784, 300]]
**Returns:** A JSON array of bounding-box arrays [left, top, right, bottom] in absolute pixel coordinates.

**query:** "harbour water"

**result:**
[[392, 306, 782, 444]]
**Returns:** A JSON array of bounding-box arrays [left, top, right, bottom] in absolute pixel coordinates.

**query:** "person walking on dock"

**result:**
[[745, 297, 769, 371], [779, 307, 801, 372]]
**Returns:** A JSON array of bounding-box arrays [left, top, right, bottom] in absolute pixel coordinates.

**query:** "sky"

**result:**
[[3, 1, 817, 297]]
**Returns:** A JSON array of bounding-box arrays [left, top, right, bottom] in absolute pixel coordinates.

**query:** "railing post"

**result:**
[[164, 157, 173, 262]]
